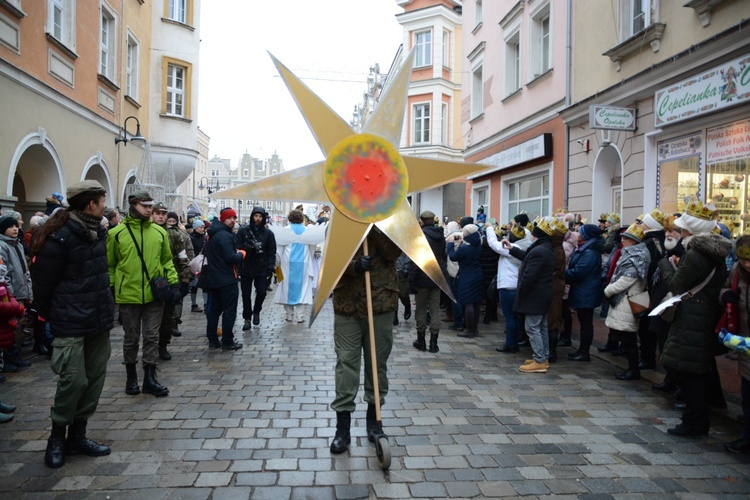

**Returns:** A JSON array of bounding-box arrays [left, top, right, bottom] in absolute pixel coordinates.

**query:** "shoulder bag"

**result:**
[[650, 267, 716, 322], [125, 224, 172, 302]]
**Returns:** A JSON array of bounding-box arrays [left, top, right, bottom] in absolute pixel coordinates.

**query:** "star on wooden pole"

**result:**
[[213, 52, 488, 325]]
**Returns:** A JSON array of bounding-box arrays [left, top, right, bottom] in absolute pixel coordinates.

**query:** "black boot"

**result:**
[[428, 333, 439, 353], [366, 403, 382, 443], [65, 419, 110, 456], [125, 363, 140, 395], [329, 411, 351, 454], [142, 364, 169, 397], [159, 345, 172, 361], [413, 331, 426, 351], [548, 330, 558, 363], [45, 422, 67, 468], [404, 304, 411, 320], [393, 311, 399, 326]]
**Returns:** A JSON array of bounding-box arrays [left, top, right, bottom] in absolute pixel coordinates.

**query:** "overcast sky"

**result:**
[[198, 1, 404, 171]]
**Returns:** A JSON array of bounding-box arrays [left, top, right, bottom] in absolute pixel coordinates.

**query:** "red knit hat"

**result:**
[[219, 208, 237, 222]]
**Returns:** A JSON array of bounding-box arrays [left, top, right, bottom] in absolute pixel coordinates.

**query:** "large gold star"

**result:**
[[213, 52, 488, 324]]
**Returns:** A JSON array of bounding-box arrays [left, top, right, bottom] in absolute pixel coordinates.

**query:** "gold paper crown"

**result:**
[[598, 212, 609, 222], [607, 213, 621, 224], [555, 207, 567, 215], [510, 225, 526, 239], [622, 222, 645, 242], [648, 208, 665, 227], [536, 218, 555, 236], [636, 213, 645, 222], [553, 217, 568, 234], [736, 235, 750, 259], [686, 200, 718, 220]]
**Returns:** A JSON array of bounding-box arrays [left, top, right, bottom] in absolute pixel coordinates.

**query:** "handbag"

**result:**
[[189, 253, 206, 276], [627, 289, 650, 319], [125, 224, 173, 302], [650, 267, 716, 322]]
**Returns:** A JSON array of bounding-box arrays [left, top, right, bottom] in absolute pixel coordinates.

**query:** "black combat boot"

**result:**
[[158, 345, 172, 361], [329, 411, 351, 454], [412, 331, 426, 351], [65, 419, 110, 456], [142, 364, 169, 397], [428, 333, 439, 353], [366, 403, 384, 443], [45, 422, 67, 468], [125, 363, 140, 395]]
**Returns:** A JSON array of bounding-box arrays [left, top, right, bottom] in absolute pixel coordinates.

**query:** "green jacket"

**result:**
[[107, 215, 179, 304]]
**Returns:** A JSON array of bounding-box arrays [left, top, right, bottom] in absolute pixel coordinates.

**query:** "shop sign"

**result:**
[[469, 134, 552, 179], [655, 54, 750, 127], [589, 105, 637, 131], [707, 118, 750, 164], [657, 132, 703, 163]]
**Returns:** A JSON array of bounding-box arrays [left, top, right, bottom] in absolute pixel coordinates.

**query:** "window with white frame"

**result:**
[[276, 202, 283, 211], [414, 30, 432, 67], [266, 201, 273, 211], [47, 0, 76, 51], [440, 103, 448, 146], [506, 173, 550, 222], [99, 4, 116, 81], [168, 0, 186, 23], [474, 0, 483, 29], [471, 64, 483, 118], [619, 0, 654, 38], [126, 33, 139, 99], [413, 103, 430, 145], [504, 31, 521, 96], [474, 184, 489, 219], [530, 3, 551, 78], [442, 30, 450, 68], [166, 63, 186, 117]]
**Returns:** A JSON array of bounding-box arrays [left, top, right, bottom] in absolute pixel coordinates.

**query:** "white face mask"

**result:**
[[664, 235, 679, 250]]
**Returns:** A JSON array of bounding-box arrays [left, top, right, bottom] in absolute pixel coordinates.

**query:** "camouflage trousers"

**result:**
[[121, 302, 164, 366]]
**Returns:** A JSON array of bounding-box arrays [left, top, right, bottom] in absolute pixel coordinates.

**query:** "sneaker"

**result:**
[[296, 316, 305, 324], [519, 361, 548, 373], [524, 359, 550, 367], [242, 320, 251, 331], [285, 315, 293, 322], [191, 305, 203, 313]]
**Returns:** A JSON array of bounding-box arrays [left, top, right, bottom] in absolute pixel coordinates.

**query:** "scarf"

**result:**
[[610, 243, 650, 306], [70, 210, 100, 242]]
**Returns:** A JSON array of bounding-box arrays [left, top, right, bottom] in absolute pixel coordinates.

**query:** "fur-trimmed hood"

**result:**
[[685, 233, 733, 259]]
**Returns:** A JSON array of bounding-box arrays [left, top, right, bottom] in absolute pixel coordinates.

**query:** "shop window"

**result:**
[[507, 174, 549, 222], [656, 132, 703, 216]]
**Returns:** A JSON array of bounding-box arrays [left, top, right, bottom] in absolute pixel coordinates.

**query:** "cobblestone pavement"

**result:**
[[1, 293, 749, 499]]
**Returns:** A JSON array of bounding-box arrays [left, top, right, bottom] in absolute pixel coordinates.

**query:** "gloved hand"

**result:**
[[179, 282, 189, 297], [721, 289, 740, 304], [170, 284, 182, 304], [354, 255, 374, 274]]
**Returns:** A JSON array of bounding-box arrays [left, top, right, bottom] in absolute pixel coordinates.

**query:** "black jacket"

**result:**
[[31, 217, 115, 337], [205, 222, 243, 290], [235, 222, 277, 277], [514, 237, 555, 315], [190, 231, 206, 256], [408, 225, 447, 289]]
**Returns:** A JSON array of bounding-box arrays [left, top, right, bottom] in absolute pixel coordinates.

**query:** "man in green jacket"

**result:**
[[107, 191, 178, 398]]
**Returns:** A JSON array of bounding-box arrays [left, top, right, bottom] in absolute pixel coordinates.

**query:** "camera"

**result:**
[[242, 237, 263, 254]]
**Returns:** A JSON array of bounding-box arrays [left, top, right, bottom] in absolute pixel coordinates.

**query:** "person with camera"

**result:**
[[236, 206, 277, 330], [107, 191, 178, 398]]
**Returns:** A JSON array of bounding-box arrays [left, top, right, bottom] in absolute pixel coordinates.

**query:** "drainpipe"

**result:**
[[563, 0, 572, 211]]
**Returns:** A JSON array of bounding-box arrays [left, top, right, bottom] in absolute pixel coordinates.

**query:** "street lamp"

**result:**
[[198, 176, 221, 194], [114, 116, 146, 146], [237, 199, 243, 224]]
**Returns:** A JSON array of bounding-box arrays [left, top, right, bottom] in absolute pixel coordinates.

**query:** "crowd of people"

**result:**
[[0, 188, 749, 470]]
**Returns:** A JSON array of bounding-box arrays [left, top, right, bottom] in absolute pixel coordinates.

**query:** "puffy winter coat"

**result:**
[[548, 231, 568, 331], [107, 215, 179, 304], [0, 234, 32, 300], [660, 233, 732, 374], [408, 224, 447, 289], [236, 213, 277, 278], [604, 242, 650, 333], [205, 221, 244, 290], [32, 216, 115, 337], [565, 236, 605, 309], [447, 231, 484, 304], [513, 237, 555, 315]]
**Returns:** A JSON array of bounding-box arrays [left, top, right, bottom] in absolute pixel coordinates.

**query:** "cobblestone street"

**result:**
[[1, 294, 749, 499]]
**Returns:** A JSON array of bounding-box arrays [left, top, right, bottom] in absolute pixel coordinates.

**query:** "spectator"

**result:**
[[0, 215, 32, 370], [393, 252, 411, 326], [189, 219, 207, 312], [329, 227, 400, 454], [447, 224, 484, 338], [638, 209, 667, 371], [205, 207, 245, 351], [236, 206, 277, 331], [107, 191, 177, 397], [31, 180, 114, 468]]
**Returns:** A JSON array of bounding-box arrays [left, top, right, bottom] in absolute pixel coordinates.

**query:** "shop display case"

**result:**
[[707, 160, 748, 237]]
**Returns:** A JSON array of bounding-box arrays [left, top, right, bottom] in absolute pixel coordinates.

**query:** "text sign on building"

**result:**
[[707, 118, 750, 164], [589, 105, 637, 131], [655, 54, 750, 127], [471, 134, 552, 179]]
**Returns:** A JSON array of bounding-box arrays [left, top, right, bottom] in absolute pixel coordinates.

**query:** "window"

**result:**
[[47, 0, 76, 51], [530, 4, 551, 77], [276, 202, 283, 211], [163, 58, 192, 118], [471, 64, 483, 118], [126, 33, 139, 99], [507, 174, 550, 222], [243, 169, 249, 177], [266, 201, 273, 210], [632, 0, 650, 34], [442, 30, 450, 68], [413, 103, 430, 145], [440, 103, 448, 146], [168, 0, 186, 23], [504, 31, 521, 95], [474, 185, 489, 220], [415, 30, 432, 67], [99, 4, 116, 81], [475, 0, 483, 29]]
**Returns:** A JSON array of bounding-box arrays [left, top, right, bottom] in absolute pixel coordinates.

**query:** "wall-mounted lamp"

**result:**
[[576, 138, 591, 153], [114, 116, 146, 146]]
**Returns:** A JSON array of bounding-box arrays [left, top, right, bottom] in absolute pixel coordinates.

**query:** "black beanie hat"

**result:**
[[167, 212, 179, 222], [514, 213, 530, 227], [0, 215, 19, 235]]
